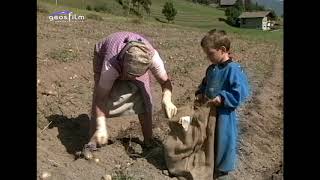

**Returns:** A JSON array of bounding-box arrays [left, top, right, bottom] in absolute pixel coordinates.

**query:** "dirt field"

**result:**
[[37, 10, 283, 180]]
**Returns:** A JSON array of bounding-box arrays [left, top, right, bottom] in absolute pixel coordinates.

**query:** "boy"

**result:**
[[195, 29, 250, 180]]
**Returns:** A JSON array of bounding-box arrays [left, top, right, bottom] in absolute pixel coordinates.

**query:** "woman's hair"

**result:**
[[200, 29, 231, 51]]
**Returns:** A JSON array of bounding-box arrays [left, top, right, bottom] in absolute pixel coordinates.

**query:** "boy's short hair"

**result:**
[[200, 29, 231, 51]]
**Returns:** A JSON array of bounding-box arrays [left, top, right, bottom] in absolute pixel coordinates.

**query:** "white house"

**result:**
[[238, 11, 276, 30]]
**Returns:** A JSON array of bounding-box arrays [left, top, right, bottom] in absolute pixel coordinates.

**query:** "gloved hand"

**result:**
[[162, 89, 177, 119], [91, 116, 108, 146]]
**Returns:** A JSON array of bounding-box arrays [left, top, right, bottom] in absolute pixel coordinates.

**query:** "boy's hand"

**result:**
[[195, 94, 209, 105], [207, 96, 222, 106]]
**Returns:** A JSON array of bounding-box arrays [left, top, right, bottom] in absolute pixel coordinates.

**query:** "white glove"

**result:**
[[91, 116, 108, 146], [179, 116, 192, 131], [162, 89, 177, 119]]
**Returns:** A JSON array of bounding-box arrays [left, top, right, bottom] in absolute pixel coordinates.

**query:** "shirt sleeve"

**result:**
[[149, 50, 169, 83], [98, 60, 120, 91], [218, 65, 250, 108]]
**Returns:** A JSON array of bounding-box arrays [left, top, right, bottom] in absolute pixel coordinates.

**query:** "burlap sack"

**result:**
[[164, 104, 216, 180]]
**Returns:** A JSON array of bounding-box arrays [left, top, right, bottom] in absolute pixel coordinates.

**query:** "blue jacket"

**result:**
[[196, 59, 250, 172]]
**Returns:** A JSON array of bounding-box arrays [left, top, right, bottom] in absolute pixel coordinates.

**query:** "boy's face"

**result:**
[[203, 47, 227, 64]]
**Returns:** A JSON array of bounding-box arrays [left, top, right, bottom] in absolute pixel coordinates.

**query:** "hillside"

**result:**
[[39, 0, 283, 41]]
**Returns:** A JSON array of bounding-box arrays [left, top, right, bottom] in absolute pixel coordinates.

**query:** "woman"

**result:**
[[87, 31, 177, 150]]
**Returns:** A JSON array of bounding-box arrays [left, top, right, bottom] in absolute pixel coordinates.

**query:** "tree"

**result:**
[[234, 0, 245, 11], [225, 7, 241, 26], [86, 5, 92, 11], [224, 0, 244, 26], [140, 0, 152, 15], [244, 0, 252, 11], [269, 10, 278, 20], [117, 0, 151, 17], [191, 0, 212, 5], [132, 0, 151, 16], [120, 0, 132, 16], [198, 0, 210, 5], [162, 1, 177, 23]]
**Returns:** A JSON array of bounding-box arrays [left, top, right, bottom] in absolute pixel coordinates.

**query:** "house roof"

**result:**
[[238, 11, 272, 18], [220, 0, 237, 6]]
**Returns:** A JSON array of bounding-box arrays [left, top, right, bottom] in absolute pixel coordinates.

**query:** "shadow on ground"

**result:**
[[46, 114, 91, 155]]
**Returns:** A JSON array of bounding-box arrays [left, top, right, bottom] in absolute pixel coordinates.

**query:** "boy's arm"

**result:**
[[218, 66, 250, 108]]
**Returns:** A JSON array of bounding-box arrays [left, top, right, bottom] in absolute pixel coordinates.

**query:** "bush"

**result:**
[[224, 0, 244, 26], [37, 4, 49, 14], [198, 0, 210, 5], [131, 17, 143, 24], [225, 7, 242, 26], [269, 10, 278, 21], [117, 0, 151, 17], [139, 0, 152, 15], [86, 5, 92, 11], [86, 13, 103, 21], [94, 4, 108, 12], [118, 0, 130, 16], [162, 1, 177, 23], [191, 0, 210, 5]]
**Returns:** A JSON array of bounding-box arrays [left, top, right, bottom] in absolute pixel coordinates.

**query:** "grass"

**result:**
[[38, 0, 283, 43], [48, 48, 78, 62], [130, 17, 145, 24], [39, 0, 123, 15], [37, 2, 50, 14], [112, 170, 135, 180], [227, 27, 283, 43], [86, 13, 103, 21]]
